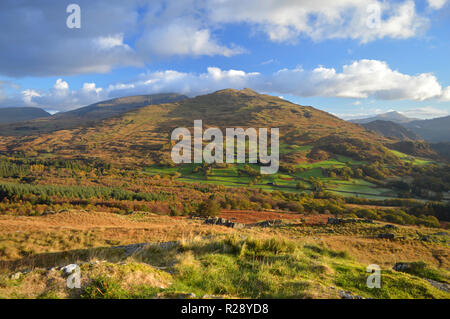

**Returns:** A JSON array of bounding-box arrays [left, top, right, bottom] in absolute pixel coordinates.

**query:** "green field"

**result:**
[[144, 158, 401, 199], [142, 145, 441, 200], [390, 150, 434, 165]]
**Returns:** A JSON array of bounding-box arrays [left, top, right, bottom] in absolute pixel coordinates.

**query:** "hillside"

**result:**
[[0, 93, 187, 136], [404, 116, 450, 142], [0, 107, 50, 124], [361, 120, 419, 141], [0, 89, 392, 166], [351, 111, 416, 124]]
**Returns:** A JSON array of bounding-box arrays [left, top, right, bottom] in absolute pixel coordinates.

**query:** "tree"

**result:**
[[195, 197, 221, 217]]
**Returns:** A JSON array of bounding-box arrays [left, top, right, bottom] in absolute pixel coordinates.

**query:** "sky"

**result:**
[[0, 0, 449, 120]]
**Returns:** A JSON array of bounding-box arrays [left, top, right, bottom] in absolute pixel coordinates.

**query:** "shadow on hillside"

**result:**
[[0, 245, 132, 272]]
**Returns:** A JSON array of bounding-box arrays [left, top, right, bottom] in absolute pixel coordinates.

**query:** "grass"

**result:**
[[1, 235, 448, 299], [144, 161, 409, 199], [389, 150, 434, 166]]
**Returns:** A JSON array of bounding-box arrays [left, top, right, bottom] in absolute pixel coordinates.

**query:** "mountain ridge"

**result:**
[[360, 120, 420, 141], [0, 93, 188, 136], [0, 107, 50, 124], [350, 111, 417, 124], [0, 89, 398, 166]]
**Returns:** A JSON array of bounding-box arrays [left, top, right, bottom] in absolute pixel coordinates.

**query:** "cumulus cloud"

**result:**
[[0, 0, 439, 77], [207, 0, 427, 43], [15, 59, 450, 111], [136, 20, 244, 57], [108, 67, 260, 97], [427, 0, 448, 9], [266, 60, 444, 101], [0, 0, 141, 77], [400, 106, 449, 119], [22, 79, 105, 111]]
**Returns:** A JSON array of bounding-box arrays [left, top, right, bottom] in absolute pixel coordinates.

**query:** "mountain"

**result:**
[[350, 111, 416, 124], [0, 107, 50, 124], [431, 142, 450, 160], [361, 120, 419, 141], [0, 93, 187, 136], [404, 116, 450, 143], [351, 111, 450, 142], [0, 89, 397, 166]]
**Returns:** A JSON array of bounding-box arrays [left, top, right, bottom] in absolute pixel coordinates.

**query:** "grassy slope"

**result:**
[[0, 211, 448, 299], [0, 89, 388, 165]]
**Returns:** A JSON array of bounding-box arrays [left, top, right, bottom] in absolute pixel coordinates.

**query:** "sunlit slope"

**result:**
[[0, 89, 396, 165]]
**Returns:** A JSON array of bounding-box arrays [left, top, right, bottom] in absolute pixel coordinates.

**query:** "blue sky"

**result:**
[[0, 0, 449, 119]]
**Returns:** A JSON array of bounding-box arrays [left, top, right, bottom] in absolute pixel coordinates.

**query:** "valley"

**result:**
[[0, 89, 448, 299]]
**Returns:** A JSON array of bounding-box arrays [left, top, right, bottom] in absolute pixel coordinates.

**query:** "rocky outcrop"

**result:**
[[382, 224, 398, 230], [251, 219, 283, 228], [393, 262, 411, 271], [426, 279, 450, 293], [204, 217, 245, 229], [377, 233, 395, 239], [327, 217, 374, 225]]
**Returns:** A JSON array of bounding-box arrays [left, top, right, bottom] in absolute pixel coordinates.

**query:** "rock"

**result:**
[[327, 218, 373, 225], [10, 272, 22, 280], [338, 290, 364, 299], [204, 217, 245, 229], [253, 219, 283, 228], [172, 292, 196, 299], [202, 294, 224, 299], [61, 264, 78, 275], [377, 233, 395, 239], [327, 217, 342, 225], [434, 232, 449, 236], [393, 262, 411, 271], [426, 279, 450, 293]]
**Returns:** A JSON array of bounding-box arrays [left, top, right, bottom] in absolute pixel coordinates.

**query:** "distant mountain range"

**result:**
[[361, 120, 419, 141], [351, 111, 450, 143], [350, 111, 417, 124], [0, 93, 187, 136], [404, 116, 450, 143], [0, 107, 50, 124]]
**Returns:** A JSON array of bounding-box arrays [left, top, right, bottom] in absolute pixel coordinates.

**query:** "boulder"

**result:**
[[327, 217, 342, 225], [10, 272, 22, 280], [393, 262, 410, 271], [61, 264, 78, 275], [377, 233, 395, 239], [204, 217, 245, 229]]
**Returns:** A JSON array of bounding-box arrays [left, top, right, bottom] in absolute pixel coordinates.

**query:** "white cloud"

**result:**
[[94, 34, 131, 51], [14, 60, 450, 112], [427, 0, 447, 9], [441, 86, 450, 101], [102, 60, 450, 103], [207, 0, 427, 43], [136, 21, 244, 57], [22, 89, 41, 106], [108, 67, 260, 97], [400, 106, 449, 119], [54, 79, 69, 91], [0, 0, 439, 77], [22, 79, 106, 111], [263, 60, 444, 101]]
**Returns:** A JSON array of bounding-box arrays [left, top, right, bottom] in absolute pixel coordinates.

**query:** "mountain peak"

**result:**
[[351, 111, 416, 124], [214, 88, 260, 96]]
